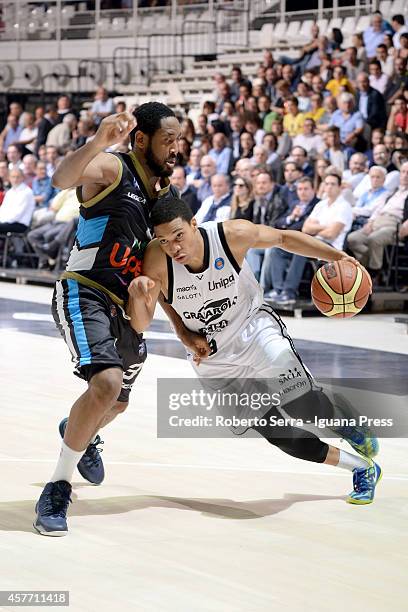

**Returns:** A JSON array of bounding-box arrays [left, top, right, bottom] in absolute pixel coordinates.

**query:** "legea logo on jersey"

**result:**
[[127, 192, 146, 204], [214, 257, 224, 270], [208, 273, 235, 291], [183, 295, 237, 324]]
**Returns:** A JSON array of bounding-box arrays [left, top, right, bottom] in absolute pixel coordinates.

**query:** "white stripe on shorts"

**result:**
[[55, 280, 79, 363]]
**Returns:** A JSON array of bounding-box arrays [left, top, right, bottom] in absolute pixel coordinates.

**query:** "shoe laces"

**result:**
[[353, 466, 374, 492], [84, 435, 104, 466], [43, 482, 72, 517]]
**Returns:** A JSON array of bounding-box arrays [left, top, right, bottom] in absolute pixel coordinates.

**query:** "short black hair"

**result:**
[[392, 14, 405, 26], [150, 195, 194, 228], [130, 102, 176, 147], [325, 172, 341, 185]]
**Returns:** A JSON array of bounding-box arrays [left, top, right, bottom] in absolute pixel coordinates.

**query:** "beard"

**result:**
[[145, 142, 175, 178]]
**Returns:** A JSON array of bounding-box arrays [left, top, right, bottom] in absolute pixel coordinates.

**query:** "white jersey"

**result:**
[[165, 221, 263, 357]]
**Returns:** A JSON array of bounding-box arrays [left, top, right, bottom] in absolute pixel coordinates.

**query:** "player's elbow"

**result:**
[[52, 170, 73, 190]]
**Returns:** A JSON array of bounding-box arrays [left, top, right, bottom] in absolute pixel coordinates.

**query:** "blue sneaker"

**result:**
[[59, 418, 105, 485], [33, 481, 72, 536], [347, 461, 382, 505]]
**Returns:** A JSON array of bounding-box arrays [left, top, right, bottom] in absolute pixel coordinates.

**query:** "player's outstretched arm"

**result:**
[[223, 220, 360, 267], [52, 112, 136, 190]]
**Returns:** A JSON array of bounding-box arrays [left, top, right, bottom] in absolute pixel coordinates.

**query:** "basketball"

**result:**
[[311, 260, 371, 318]]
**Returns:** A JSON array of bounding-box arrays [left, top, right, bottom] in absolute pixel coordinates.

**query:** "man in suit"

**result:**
[[261, 176, 319, 302], [355, 72, 387, 130], [170, 166, 199, 214], [246, 171, 286, 280]]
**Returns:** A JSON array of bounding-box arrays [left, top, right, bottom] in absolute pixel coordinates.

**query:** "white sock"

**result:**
[[50, 441, 84, 483], [336, 449, 370, 472]]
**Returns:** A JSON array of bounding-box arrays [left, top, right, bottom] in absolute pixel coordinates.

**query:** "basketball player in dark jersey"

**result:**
[[34, 103, 206, 536]]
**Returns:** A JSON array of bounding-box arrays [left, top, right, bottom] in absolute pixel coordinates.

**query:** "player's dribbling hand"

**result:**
[[338, 253, 373, 295], [93, 112, 137, 150], [128, 276, 155, 306], [179, 329, 211, 366]]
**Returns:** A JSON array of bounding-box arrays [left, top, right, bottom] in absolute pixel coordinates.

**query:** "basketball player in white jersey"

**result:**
[[128, 196, 381, 505]]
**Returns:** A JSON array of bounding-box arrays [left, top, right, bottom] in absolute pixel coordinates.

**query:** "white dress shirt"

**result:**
[[0, 182, 35, 226]]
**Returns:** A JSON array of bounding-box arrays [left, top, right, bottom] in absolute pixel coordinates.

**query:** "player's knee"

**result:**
[[89, 368, 123, 406]]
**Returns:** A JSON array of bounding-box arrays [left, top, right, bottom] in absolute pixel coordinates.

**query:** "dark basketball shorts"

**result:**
[[52, 278, 147, 402]]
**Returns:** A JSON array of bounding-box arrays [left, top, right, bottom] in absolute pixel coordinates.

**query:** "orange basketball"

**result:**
[[311, 260, 371, 318]]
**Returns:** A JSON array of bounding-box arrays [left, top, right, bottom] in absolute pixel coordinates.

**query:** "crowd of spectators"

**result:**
[[0, 12, 408, 302]]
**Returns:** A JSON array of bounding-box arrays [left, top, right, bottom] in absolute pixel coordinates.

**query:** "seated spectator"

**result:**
[[17, 112, 38, 155], [31, 161, 56, 227], [243, 113, 265, 146], [271, 119, 292, 159], [195, 174, 232, 224], [376, 44, 395, 78], [56, 94, 75, 124], [192, 114, 209, 149], [246, 171, 285, 279], [329, 93, 364, 149], [387, 96, 408, 132], [270, 79, 292, 115], [176, 137, 191, 167], [366, 127, 385, 164], [281, 160, 302, 205], [180, 118, 196, 146], [229, 66, 251, 103], [363, 13, 391, 59], [196, 155, 216, 204], [228, 114, 243, 161], [0, 114, 23, 154], [314, 156, 330, 199], [295, 81, 312, 112], [326, 65, 355, 98], [46, 145, 60, 178], [282, 97, 305, 138], [356, 72, 387, 129], [46, 113, 77, 150], [89, 87, 115, 124], [398, 33, 408, 60], [230, 176, 254, 221], [304, 93, 330, 129], [185, 148, 202, 185], [170, 166, 199, 215], [368, 59, 389, 94], [262, 176, 319, 302], [115, 100, 126, 113], [22, 154, 37, 188], [392, 14, 408, 50], [238, 131, 255, 160], [293, 119, 325, 158], [35, 106, 58, 155], [233, 158, 253, 181], [251, 146, 268, 168], [347, 161, 408, 282], [350, 165, 389, 230], [209, 132, 233, 175], [6, 144, 24, 172], [302, 172, 352, 253], [0, 167, 35, 235], [343, 46, 365, 82], [290, 146, 314, 178], [262, 133, 283, 182], [385, 57, 408, 103], [342, 153, 368, 190], [27, 188, 79, 268], [383, 132, 396, 153], [72, 119, 94, 149], [352, 33, 368, 67], [281, 64, 296, 93], [354, 144, 400, 198], [323, 126, 350, 173]]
